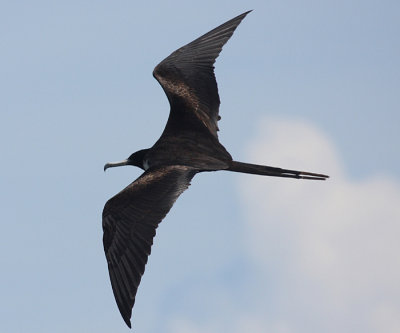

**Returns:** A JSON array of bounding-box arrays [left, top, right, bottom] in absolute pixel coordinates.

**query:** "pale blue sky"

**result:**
[[1, 1, 399, 332]]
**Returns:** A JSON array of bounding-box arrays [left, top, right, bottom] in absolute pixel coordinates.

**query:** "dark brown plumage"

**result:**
[[103, 10, 328, 328], [103, 166, 195, 327]]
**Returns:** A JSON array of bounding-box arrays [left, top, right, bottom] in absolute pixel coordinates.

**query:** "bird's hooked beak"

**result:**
[[104, 159, 130, 172]]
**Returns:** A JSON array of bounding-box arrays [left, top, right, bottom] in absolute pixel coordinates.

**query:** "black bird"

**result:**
[[103, 10, 328, 328]]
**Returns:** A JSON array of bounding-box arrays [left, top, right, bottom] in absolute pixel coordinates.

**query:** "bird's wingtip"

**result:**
[[237, 10, 252, 18], [124, 317, 132, 329]]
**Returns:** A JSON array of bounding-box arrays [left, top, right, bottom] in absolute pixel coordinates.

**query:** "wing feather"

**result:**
[[102, 165, 196, 327], [153, 11, 251, 138]]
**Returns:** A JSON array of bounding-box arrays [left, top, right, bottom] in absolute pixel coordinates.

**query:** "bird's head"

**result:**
[[104, 149, 149, 171]]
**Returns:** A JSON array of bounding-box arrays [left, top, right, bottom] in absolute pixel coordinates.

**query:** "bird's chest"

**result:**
[[145, 145, 187, 167], [145, 130, 231, 170], [145, 142, 229, 171]]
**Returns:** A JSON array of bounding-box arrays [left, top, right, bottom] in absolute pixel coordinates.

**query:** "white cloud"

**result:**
[[166, 117, 400, 333], [238, 117, 400, 332]]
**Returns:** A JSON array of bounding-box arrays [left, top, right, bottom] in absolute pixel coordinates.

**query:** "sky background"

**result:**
[[1, 1, 400, 332]]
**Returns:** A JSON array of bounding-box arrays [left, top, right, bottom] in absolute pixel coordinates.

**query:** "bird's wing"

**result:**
[[102, 165, 196, 328], [153, 11, 250, 139]]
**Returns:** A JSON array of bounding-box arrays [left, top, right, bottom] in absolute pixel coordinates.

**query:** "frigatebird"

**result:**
[[103, 10, 328, 328]]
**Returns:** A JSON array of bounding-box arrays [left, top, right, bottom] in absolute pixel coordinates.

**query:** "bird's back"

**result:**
[[147, 125, 232, 171]]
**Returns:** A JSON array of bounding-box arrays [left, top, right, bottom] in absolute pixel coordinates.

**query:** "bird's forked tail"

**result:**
[[228, 161, 329, 180]]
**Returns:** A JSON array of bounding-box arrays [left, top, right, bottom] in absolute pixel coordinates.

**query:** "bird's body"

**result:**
[[103, 11, 328, 328], [144, 127, 232, 171]]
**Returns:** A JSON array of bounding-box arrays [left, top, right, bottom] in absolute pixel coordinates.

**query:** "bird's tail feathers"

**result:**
[[228, 161, 329, 180]]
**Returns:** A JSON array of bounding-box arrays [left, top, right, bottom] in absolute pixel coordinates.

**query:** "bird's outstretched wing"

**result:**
[[102, 165, 196, 328], [153, 11, 251, 139]]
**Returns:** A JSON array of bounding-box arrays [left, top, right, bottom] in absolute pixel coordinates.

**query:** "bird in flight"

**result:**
[[103, 10, 328, 328]]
